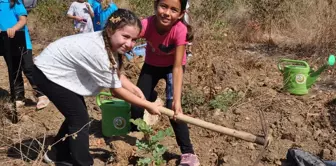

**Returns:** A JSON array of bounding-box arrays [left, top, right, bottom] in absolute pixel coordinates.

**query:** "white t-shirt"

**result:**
[[34, 32, 121, 96], [67, 1, 94, 33]]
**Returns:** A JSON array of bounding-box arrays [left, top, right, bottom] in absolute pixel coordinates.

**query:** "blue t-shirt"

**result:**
[[88, 0, 118, 31], [0, 0, 32, 50]]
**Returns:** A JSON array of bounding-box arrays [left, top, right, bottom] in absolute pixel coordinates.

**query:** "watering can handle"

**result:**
[[277, 59, 310, 72], [96, 92, 112, 107]]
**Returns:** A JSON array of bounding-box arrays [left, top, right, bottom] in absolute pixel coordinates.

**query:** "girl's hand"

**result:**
[[145, 102, 161, 115], [132, 87, 145, 100], [85, 2, 90, 8], [7, 28, 16, 38], [75, 16, 84, 22], [172, 100, 183, 120]]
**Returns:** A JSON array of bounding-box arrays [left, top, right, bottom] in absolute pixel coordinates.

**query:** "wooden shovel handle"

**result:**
[[159, 107, 266, 145]]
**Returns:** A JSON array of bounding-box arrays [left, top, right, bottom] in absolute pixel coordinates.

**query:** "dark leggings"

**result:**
[[33, 66, 93, 166], [3, 49, 44, 100], [131, 63, 194, 154]]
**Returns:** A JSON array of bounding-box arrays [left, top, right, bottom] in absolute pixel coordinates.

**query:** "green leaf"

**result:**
[[151, 130, 165, 143], [154, 156, 166, 166], [130, 119, 153, 134], [137, 157, 152, 166], [154, 144, 167, 156], [136, 140, 149, 151], [164, 127, 174, 136]]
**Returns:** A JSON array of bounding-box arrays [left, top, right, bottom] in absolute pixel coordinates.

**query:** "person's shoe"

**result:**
[[179, 153, 200, 166], [36, 96, 50, 110], [43, 151, 72, 166]]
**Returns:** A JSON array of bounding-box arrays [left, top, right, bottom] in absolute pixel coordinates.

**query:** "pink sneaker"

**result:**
[[179, 153, 200, 166]]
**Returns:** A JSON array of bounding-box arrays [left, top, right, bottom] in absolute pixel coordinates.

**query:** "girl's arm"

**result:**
[[119, 74, 145, 99], [7, 15, 27, 38], [110, 87, 160, 115], [85, 2, 94, 18], [172, 45, 186, 115], [67, 14, 83, 22]]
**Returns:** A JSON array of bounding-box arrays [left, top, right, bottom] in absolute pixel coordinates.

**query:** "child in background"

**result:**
[[88, 0, 118, 31], [185, 0, 193, 58], [130, 0, 199, 165], [34, 9, 161, 165], [67, 0, 94, 33], [0, 0, 49, 109]]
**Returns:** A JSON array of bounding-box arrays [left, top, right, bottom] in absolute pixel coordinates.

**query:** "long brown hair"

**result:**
[[155, 0, 194, 42], [102, 9, 142, 72]]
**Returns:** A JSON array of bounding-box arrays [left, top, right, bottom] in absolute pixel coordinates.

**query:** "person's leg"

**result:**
[[164, 66, 199, 165], [21, 49, 49, 109], [33, 66, 93, 165], [4, 46, 25, 101], [164, 67, 194, 154], [130, 63, 161, 131]]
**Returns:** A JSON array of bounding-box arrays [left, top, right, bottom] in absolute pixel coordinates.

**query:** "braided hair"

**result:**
[[102, 8, 142, 71]]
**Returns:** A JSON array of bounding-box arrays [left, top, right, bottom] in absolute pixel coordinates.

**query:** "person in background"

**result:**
[[67, 0, 94, 33], [88, 0, 118, 31], [130, 0, 199, 165], [184, 0, 193, 58], [0, 0, 49, 109], [35, 9, 161, 165]]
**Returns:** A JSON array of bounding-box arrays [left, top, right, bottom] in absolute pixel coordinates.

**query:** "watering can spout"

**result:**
[[306, 55, 335, 88]]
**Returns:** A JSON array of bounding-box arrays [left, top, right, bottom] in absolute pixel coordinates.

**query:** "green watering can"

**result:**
[[277, 55, 335, 95], [96, 92, 131, 137]]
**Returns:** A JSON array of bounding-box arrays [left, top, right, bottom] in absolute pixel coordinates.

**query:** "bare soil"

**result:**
[[0, 38, 335, 166]]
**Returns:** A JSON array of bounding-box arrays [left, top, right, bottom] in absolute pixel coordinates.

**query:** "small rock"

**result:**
[[281, 133, 296, 142], [233, 109, 242, 115], [247, 143, 255, 150], [258, 82, 266, 87], [262, 153, 277, 162], [213, 109, 222, 116], [332, 148, 336, 156], [313, 129, 322, 139], [321, 132, 330, 138], [321, 149, 332, 159], [21, 115, 29, 122], [270, 124, 276, 129], [275, 160, 282, 165], [245, 117, 250, 120], [230, 142, 238, 147], [223, 155, 229, 163], [236, 71, 242, 76]]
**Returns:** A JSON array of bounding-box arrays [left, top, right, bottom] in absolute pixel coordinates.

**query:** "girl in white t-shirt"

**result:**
[[67, 0, 95, 33], [34, 9, 161, 165]]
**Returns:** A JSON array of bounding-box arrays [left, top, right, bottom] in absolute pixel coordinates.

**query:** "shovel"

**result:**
[[159, 107, 269, 145]]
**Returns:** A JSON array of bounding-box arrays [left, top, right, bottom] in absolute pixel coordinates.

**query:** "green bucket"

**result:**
[[96, 92, 131, 136], [277, 59, 310, 95]]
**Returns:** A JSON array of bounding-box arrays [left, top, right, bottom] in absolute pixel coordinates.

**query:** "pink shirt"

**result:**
[[140, 16, 187, 67]]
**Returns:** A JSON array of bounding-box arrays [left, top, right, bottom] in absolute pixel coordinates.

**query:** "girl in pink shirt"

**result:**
[[130, 0, 199, 165]]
